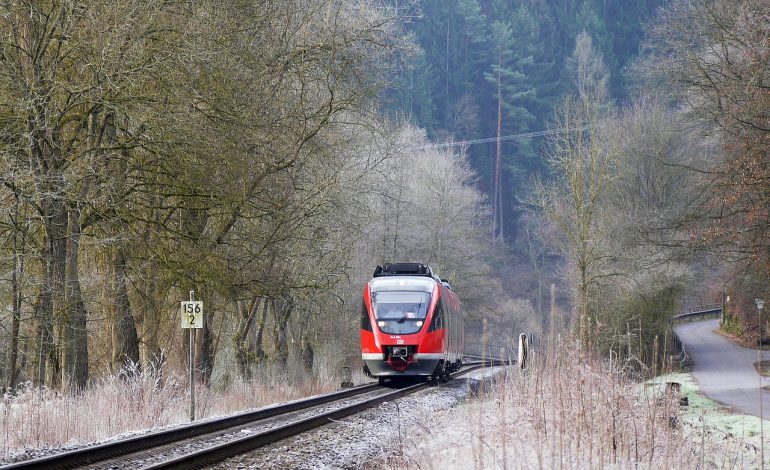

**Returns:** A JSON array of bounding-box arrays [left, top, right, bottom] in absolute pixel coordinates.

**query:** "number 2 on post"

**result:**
[[181, 301, 203, 328]]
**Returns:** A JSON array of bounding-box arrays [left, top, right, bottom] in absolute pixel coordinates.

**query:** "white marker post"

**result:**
[[518, 333, 529, 371], [181, 291, 203, 421]]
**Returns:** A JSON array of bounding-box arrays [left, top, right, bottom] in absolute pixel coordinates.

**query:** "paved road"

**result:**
[[675, 319, 770, 418]]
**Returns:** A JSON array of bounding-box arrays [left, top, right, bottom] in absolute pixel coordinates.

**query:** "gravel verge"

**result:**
[[213, 367, 505, 469], [87, 388, 391, 469]]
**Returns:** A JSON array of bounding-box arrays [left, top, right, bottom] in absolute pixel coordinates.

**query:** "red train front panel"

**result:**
[[360, 277, 449, 377]]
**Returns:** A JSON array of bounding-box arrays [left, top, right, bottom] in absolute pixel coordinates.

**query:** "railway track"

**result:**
[[3, 359, 506, 470]]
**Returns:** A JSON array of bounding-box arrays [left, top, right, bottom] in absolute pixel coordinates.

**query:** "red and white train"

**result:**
[[360, 263, 463, 383]]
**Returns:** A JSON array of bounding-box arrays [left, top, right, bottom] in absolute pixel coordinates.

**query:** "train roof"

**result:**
[[373, 263, 434, 278], [369, 263, 454, 292], [369, 275, 437, 292]]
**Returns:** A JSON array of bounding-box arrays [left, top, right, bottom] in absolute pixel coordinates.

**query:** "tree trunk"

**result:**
[[112, 248, 140, 375], [36, 195, 68, 389], [62, 207, 89, 389], [579, 263, 588, 352], [234, 299, 255, 380], [235, 296, 269, 379], [140, 260, 164, 369], [300, 333, 314, 373], [9, 272, 21, 389], [25, 56, 67, 388], [445, 18, 450, 127], [300, 339, 314, 373], [493, 50, 503, 241], [253, 300, 268, 363], [33, 293, 53, 387], [102, 110, 140, 376], [273, 298, 293, 369], [8, 210, 22, 389], [186, 290, 217, 385], [298, 306, 315, 373], [49, 203, 67, 389], [198, 299, 214, 385], [6, 184, 28, 389]]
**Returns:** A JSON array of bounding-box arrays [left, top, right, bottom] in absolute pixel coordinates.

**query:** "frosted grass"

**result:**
[[391, 340, 769, 469], [0, 361, 345, 460]]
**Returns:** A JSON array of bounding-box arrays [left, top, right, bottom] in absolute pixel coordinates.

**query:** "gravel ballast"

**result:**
[[213, 368, 504, 469]]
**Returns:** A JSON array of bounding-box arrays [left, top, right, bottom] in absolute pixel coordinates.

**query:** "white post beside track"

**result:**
[[181, 290, 203, 422]]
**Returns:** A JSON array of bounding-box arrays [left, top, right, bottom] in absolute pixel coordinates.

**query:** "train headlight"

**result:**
[[378, 321, 385, 328], [416, 321, 423, 327]]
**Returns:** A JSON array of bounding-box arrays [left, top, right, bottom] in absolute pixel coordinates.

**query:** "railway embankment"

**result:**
[[1, 365, 506, 469], [0, 366, 343, 465]]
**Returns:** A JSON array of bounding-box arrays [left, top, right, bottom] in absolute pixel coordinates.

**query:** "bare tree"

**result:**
[[646, 0, 770, 337], [566, 31, 610, 106], [0, 0, 190, 388], [648, 0, 770, 264], [530, 95, 618, 350]]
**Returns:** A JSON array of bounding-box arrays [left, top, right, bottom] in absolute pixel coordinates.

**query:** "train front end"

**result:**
[[359, 263, 448, 380]]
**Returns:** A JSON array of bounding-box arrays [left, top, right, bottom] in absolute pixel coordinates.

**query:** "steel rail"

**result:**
[[1, 383, 383, 470], [463, 354, 511, 365], [143, 364, 498, 470]]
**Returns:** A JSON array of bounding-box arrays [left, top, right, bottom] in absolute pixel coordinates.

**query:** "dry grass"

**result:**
[[389, 339, 766, 469], [0, 361, 346, 459]]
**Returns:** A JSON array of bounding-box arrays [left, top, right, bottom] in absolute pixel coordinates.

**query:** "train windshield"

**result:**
[[372, 291, 431, 334]]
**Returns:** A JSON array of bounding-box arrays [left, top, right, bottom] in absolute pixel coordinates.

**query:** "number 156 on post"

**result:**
[[181, 301, 203, 329]]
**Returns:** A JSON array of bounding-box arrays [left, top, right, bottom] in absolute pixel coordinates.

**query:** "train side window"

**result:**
[[429, 298, 444, 331], [361, 300, 373, 331]]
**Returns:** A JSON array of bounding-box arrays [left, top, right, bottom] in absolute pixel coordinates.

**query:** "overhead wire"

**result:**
[[406, 126, 593, 150]]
